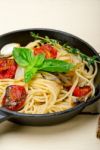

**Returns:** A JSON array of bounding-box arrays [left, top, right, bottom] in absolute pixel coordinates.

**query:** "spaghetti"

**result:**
[[0, 34, 98, 114]]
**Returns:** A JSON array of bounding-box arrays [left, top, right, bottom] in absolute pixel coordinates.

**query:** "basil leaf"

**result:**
[[13, 47, 74, 83], [39, 59, 74, 72], [32, 54, 45, 67], [24, 67, 38, 83], [13, 47, 34, 67]]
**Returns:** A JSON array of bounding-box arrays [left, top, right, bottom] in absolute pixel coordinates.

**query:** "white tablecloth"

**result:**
[[0, 0, 100, 150]]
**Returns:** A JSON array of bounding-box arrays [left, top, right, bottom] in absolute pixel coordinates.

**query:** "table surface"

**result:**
[[0, 0, 100, 150]]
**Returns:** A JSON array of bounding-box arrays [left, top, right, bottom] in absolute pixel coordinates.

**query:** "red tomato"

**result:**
[[33, 44, 57, 58], [2, 85, 27, 111], [73, 86, 91, 97], [0, 59, 17, 79]]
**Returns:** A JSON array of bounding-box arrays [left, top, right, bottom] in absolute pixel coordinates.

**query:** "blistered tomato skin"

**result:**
[[2, 85, 27, 111], [34, 44, 57, 59], [73, 86, 91, 97], [0, 59, 17, 79]]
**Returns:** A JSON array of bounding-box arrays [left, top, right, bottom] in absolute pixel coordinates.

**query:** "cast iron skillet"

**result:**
[[0, 28, 100, 126]]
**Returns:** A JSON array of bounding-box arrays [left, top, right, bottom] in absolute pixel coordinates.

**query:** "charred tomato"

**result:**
[[73, 86, 91, 97], [0, 58, 17, 79], [2, 85, 27, 111], [33, 44, 57, 59]]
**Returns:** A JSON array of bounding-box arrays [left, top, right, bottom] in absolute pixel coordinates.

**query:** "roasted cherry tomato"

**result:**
[[0, 59, 17, 79], [2, 85, 27, 111], [33, 44, 57, 58], [73, 86, 91, 97]]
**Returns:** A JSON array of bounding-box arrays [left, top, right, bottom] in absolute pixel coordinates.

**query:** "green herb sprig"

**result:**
[[13, 47, 74, 83], [63, 44, 99, 65], [30, 32, 59, 46]]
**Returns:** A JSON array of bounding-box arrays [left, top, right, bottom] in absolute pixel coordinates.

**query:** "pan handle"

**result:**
[[0, 111, 12, 123]]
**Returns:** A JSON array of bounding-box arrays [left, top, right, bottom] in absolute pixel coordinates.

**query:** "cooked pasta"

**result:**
[[0, 33, 98, 114]]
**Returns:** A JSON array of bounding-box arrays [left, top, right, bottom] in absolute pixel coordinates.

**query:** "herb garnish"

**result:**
[[63, 44, 99, 65], [30, 32, 59, 45], [13, 47, 74, 83], [31, 32, 99, 65]]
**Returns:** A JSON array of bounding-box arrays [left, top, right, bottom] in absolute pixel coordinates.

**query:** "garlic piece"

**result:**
[[15, 66, 24, 80], [0, 43, 20, 56]]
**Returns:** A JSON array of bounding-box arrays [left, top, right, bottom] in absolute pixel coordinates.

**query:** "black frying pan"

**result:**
[[0, 28, 100, 126]]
